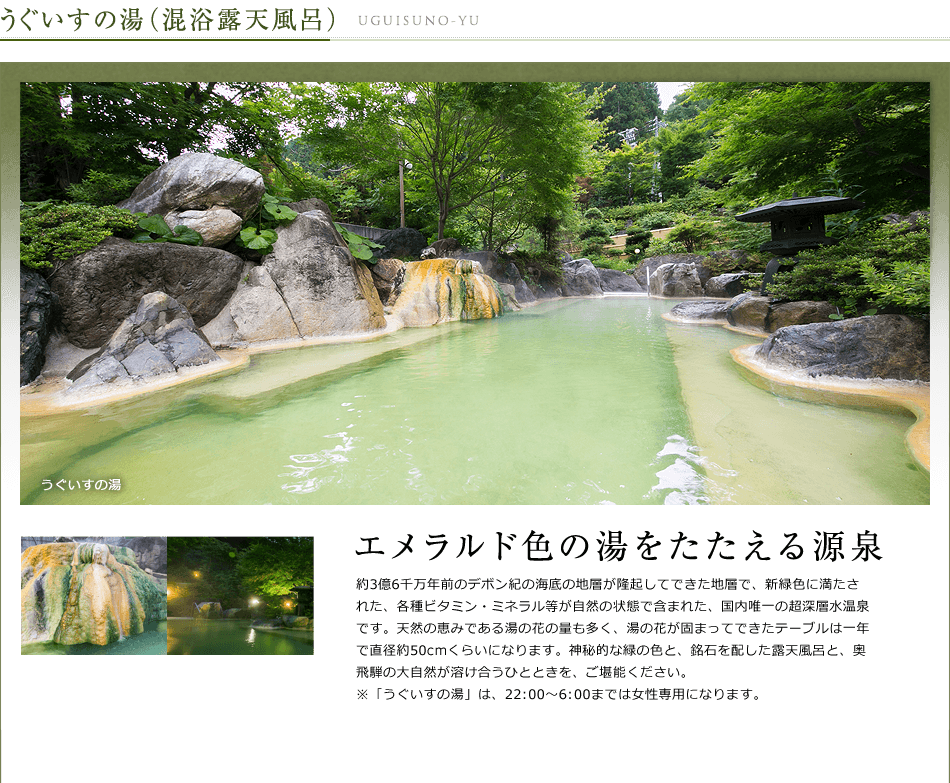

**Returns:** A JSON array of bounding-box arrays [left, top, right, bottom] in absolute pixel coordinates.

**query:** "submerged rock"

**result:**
[[21, 542, 165, 647], [668, 300, 731, 322], [390, 258, 504, 327]]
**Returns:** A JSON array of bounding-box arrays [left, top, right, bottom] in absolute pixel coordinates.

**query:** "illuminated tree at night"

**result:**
[[166, 537, 313, 616]]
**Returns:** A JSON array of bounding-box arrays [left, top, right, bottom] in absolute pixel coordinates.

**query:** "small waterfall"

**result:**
[[113, 595, 125, 641]]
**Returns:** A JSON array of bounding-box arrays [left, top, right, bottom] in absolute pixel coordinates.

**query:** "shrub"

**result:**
[[640, 210, 676, 230], [583, 207, 604, 221], [859, 259, 929, 316], [581, 237, 608, 258], [768, 217, 930, 318], [667, 217, 719, 253], [506, 249, 563, 283], [66, 170, 141, 206], [234, 192, 298, 256], [625, 224, 651, 254], [20, 201, 140, 270], [644, 236, 688, 257], [579, 222, 611, 241]]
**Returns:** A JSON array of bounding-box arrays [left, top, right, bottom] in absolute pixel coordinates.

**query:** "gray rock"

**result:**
[[668, 300, 731, 322], [425, 237, 462, 258], [163, 207, 244, 247], [633, 254, 707, 289], [370, 258, 407, 306], [561, 258, 604, 296], [68, 292, 221, 391], [118, 153, 264, 219], [264, 210, 386, 338], [374, 226, 427, 259], [706, 272, 762, 297], [20, 266, 55, 385], [70, 355, 130, 390], [726, 292, 771, 332], [513, 279, 536, 303], [49, 237, 244, 349], [768, 300, 837, 331], [598, 268, 644, 293], [121, 340, 176, 378], [650, 263, 703, 297], [753, 314, 929, 381], [230, 285, 300, 343], [118, 536, 167, 572]]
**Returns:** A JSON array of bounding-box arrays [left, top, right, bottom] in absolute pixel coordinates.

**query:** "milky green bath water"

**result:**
[[21, 298, 927, 505]]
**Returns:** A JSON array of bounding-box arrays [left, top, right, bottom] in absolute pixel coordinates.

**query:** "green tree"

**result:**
[[689, 81, 929, 214], [656, 120, 712, 198], [580, 82, 661, 149], [662, 86, 712, 125], [589, 144, 656, 208], [293, 81, 600, 241], [20, 82, 290, 201], [237, 538, 314, 612]]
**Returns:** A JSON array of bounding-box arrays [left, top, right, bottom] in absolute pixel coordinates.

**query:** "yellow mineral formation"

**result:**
[[390, 258, 503, 327], [21, 542, 165, 647]]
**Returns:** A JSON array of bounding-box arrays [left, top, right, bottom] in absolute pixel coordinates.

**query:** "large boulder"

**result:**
[[67, 292, 221, 391], [117, 154, 264, 247], [163, 207, 245, 247], [374, 227, 428, 260], [49, 237, 244, 349], [650, 262, 703, 297], [202, 263, 300, 346], [421, 237, 462, 259], [598, 268, 644, 293], [726, 292, 771, 332], [704, 272, 761, 298], [264, 210, 386, 338], [20, 267, 55, 385], [634, 254, 707, 289], [561, 258, 604, 296], [668, 293, 846, 334], [370, 258, 407, 307], [21, 542, 165, 647], [768, 300, 838, 331], [753, 314, 929, 381], [667, 300, 731, 322], [118, 536, 167, 573]]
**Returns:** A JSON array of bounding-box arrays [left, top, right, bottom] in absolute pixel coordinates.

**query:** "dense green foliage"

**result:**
[[167, 537, 313, 616], [580, 82, 662, 149], [689, 82, 929, 215], [335, 223, 383, 262], [289, 81, 600, 243], [768, 218, 930, 318], [21, 82, 289, 202], [20, 201, 140, 270], [233, 192, 298, 256]]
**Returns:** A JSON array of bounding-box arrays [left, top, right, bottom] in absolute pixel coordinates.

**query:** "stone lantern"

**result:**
[[736, 194, 864, 294]]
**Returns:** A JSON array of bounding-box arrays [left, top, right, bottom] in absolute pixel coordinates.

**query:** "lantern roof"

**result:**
[[736, 195, 864, 223]]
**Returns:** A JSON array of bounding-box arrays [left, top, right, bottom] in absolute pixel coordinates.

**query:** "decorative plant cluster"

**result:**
[[20, 201, 141, 270], [335, 223, 383, 263], [132, 214, 203, 245], [235, 192, 298, 255]]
